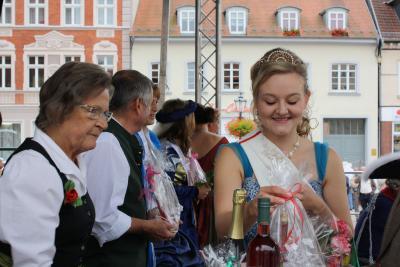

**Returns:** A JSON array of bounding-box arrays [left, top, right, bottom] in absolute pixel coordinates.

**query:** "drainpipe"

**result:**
[[366, 0, 384, 157], [129, 36, 135, 69]]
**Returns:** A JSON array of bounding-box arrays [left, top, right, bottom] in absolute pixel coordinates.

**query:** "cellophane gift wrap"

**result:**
[[267, 158, 325, 267], [187, 151, 208, 186], [143, 137, 182, 225], [309, 208, 354, 267]]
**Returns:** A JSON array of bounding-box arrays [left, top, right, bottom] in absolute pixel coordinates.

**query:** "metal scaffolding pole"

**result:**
[[159, 0, 170, 105], [195, 0, 221, 108]]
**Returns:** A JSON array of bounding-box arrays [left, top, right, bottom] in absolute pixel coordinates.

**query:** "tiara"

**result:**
[[258, 48, 304, 66]]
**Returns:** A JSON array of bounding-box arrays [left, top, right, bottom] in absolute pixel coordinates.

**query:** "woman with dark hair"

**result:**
[[191, 104, 228, 247], [0, 62, 112, 267], [153, 99, 209, 266], [206, 108, 220, 134], [214, 48, 352, 244]]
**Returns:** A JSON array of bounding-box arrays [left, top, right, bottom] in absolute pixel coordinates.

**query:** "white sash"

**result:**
[[241, 130, 325, 266], [240, 130, 299, 188]]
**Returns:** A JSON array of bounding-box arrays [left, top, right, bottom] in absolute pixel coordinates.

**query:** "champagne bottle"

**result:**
[[227, 188, 247, 266], [246, 197, 280, 267]]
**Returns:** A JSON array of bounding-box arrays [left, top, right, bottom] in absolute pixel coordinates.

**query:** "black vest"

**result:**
[[83, 119, 148, 267], [0, 138, 95, 267]]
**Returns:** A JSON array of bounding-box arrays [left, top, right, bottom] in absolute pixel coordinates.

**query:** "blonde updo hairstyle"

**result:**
[[250, 48, 311, 137]]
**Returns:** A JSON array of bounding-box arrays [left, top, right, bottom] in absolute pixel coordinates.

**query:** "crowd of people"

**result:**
[[0, 48, 399, 267]]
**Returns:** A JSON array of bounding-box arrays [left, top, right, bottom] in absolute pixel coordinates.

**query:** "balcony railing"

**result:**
[[0, 90, 39, 105]]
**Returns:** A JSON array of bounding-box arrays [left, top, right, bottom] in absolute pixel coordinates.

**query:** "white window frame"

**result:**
[[148, 62, 171, 92], [92, 40, 117, 75], [393, 122, 400, 153], [96, 55, 114, 75], [223, 62, 240, 91], [178, 7, 195, 34], [0, 120, 24, 160], [64, 55, 81, 63], [227, 7, 247, 34], [0, 40, 16, 90], [61, 0, 84, 26], [23, 32, 85, 90], [25, 0, 48, 26], [26, 55, 45, 90], [150, 62, 160, 85], [328, 11, 346, 30], [94, 0, 117, 27], [186, 61, 206, 91], [0, 0, 15, 25], [330, 63, 358, 93], [280, 11, 299, 31], [0, 55, 13, 90], [186, 62, 195, 90]]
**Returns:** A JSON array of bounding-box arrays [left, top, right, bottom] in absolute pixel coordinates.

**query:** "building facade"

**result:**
[[0, 0, 137, 160], [132, 0, 379, 166], [368, 0, 400, 155]]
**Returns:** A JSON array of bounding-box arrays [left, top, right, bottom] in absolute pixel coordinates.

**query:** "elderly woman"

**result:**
[[0, 62, 112, 267]]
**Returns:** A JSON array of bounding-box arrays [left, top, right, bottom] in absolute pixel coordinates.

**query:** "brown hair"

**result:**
[[250, 48, 311, 137], [35, 62, 112, 131], [158, 99, 195, 154]]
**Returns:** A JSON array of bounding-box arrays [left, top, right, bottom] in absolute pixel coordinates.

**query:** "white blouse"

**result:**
[[0, 128, 87, 267], [83, 132, 132, 247]]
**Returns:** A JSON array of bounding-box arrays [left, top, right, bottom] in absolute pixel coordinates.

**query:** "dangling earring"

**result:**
[[254, 110, 262, 129]]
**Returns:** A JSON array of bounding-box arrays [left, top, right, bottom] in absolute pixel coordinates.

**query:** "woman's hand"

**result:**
[[245, 185, 291, 223], [197, 183, 211, 200], [296, 182, 329, 216]]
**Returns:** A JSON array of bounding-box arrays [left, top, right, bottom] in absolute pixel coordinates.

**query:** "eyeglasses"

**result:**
[[79, 104, 113, 122]]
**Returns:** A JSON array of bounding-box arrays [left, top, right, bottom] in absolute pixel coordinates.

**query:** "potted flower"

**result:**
[[226, 118, 256, 139], [331, 28, 349, 37], [283, 29, 300, 37]]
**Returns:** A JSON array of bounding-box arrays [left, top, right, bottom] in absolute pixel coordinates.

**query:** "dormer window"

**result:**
[[276, 7, 301, 31], [329, 11, 345, 29], [320, 7, 349, 30], [177, 6, 195, 34], [226, 7, 248, 34]]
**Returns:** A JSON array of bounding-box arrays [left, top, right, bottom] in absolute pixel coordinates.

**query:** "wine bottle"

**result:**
[[246, 197, 280, 267], [228, 188, 247, 266]]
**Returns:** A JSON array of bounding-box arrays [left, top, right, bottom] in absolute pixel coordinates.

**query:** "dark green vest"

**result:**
[[83, 119, 148, 267]]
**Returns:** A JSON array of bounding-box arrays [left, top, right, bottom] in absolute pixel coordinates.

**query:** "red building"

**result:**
[[0, 0, 136, 160]]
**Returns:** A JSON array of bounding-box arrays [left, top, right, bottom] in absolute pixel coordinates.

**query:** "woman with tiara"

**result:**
[[214, 48, 352, 250]]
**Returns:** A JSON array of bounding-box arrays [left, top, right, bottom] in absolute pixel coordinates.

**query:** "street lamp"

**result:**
[[234, 92, 247, 119]]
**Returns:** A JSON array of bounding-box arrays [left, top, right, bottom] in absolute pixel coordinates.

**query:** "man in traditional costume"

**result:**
[[83, 70, 176, 267]]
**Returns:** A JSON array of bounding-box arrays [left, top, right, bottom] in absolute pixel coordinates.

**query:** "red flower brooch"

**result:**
[[64, 180, 82, 207]]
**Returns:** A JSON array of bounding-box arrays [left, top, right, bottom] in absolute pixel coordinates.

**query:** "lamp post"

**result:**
[[234, 92, 247, 119]]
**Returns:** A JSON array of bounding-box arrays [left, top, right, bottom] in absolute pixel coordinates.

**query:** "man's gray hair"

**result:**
[[110, 70, 153, 112]]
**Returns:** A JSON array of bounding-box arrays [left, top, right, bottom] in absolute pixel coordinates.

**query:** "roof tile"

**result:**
[[132, 0, 376, 38]]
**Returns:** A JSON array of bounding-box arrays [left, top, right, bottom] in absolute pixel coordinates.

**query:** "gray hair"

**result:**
[[109, 70, 153, 112], [35, 62, 112, 131]]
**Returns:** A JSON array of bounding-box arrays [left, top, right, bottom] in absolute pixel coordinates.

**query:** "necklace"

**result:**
[[285, 135, 300, 159]]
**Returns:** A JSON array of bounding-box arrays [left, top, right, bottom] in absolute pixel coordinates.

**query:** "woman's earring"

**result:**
[[254, 110, 261, 129]]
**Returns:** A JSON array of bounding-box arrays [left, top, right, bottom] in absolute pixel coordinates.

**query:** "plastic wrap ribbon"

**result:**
[[279, 183, 304, 246]]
